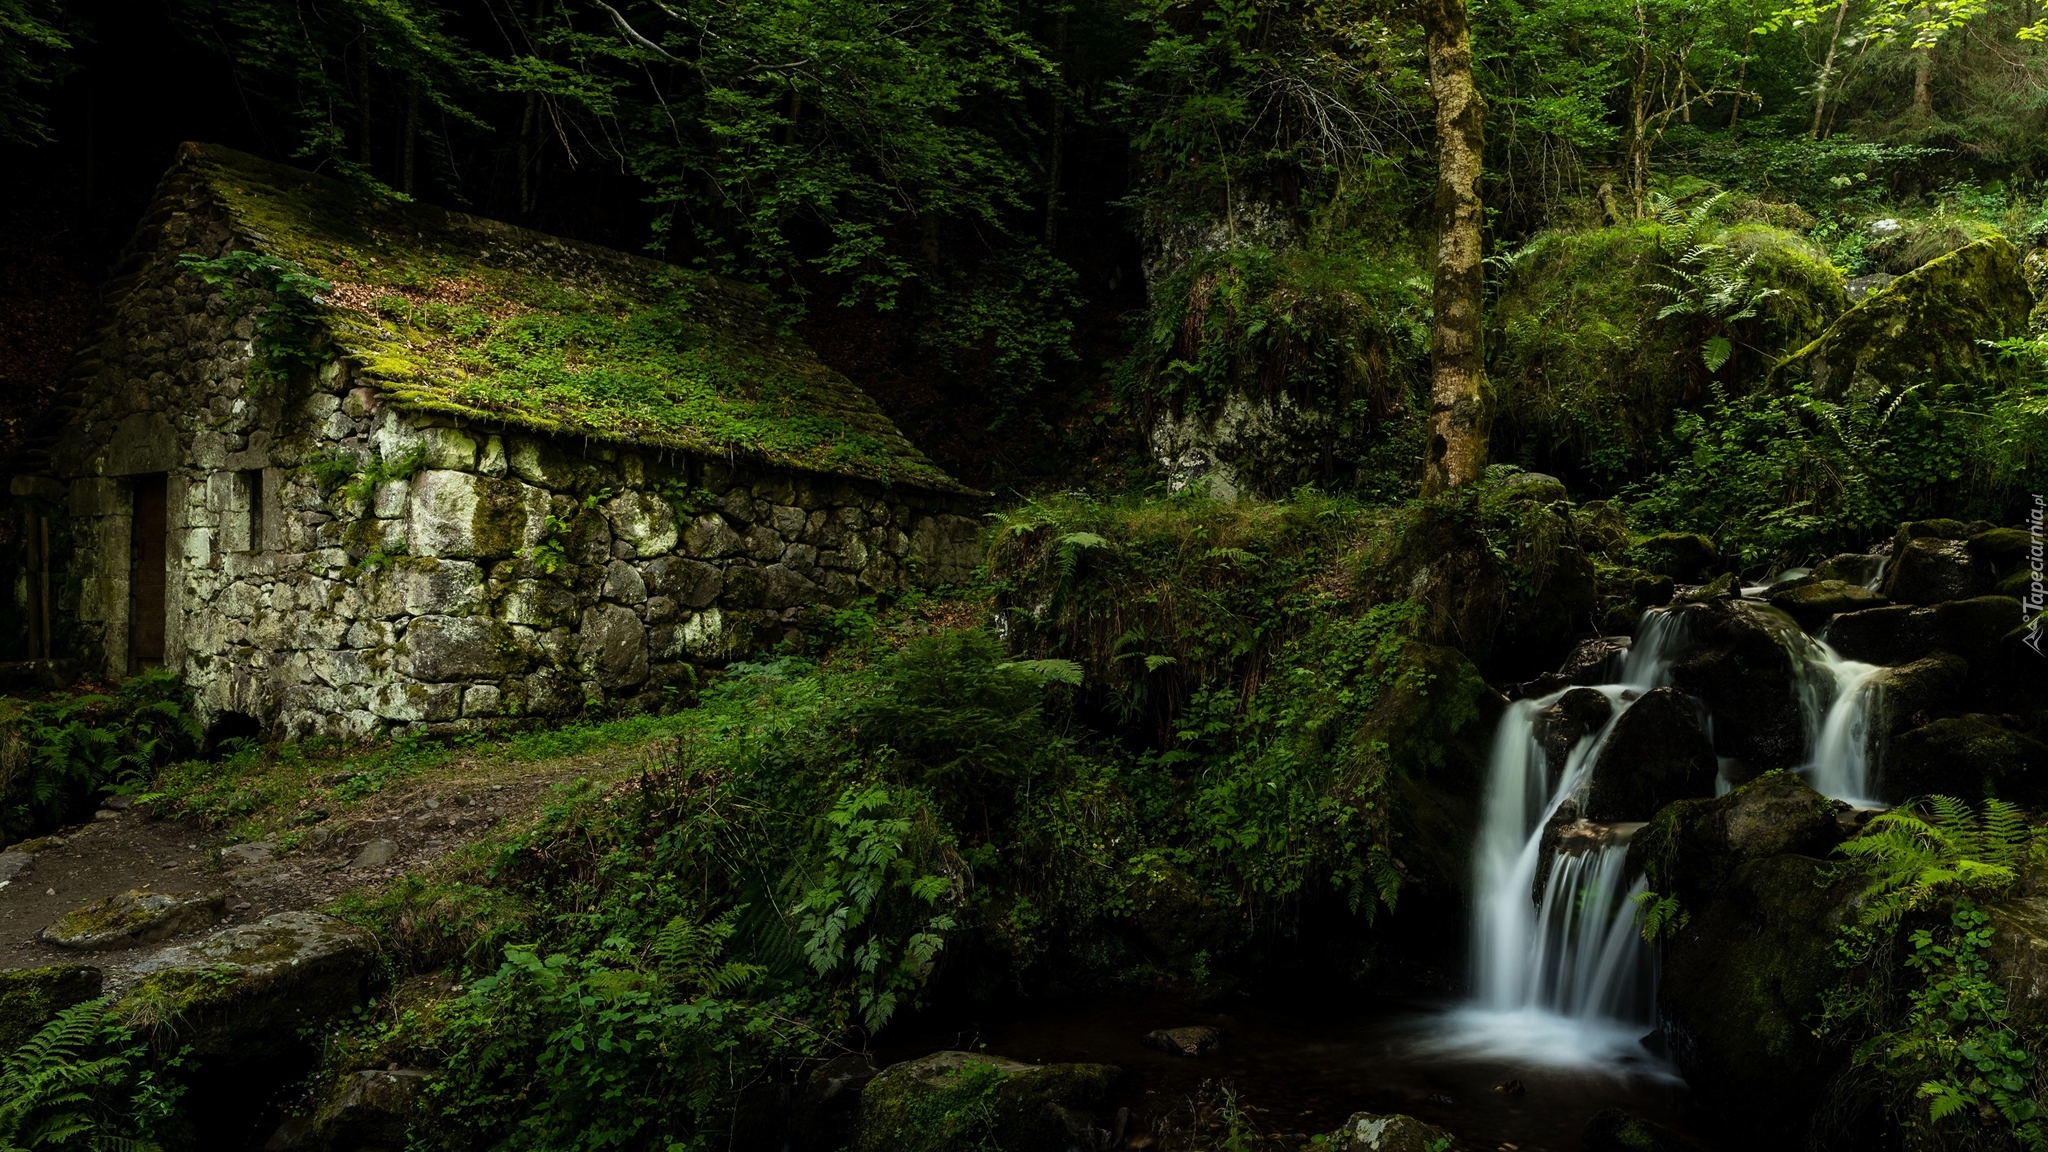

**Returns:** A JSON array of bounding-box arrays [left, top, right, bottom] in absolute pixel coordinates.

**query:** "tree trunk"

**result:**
[[1627, 0, 1650, 216], [403, 79, 419, 196], [1809, 0, 1851, 139], [1419, 0, 1489, 497], [1045, 1, 1069, 248], [1912, 44, 1934, 116]]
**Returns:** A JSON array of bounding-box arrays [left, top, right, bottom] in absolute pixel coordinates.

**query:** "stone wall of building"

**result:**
[[23, 168, 982, 740]]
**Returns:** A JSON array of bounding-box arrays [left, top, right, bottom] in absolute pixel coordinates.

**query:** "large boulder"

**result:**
[[853, 1051, 1118, 1152], [268, 1068, 432, 1151], [118, 911, 379, 1060], [1879, 715, 2048, 805], [1658, 853, 1858, 1142], [1628, 773, 1843, 908], [1868, 651, 1968, 734], [1666, 601, 1807, 774], [1883, 536, 1989, 605], [1314, 1112, 1462, 1151], [1767, 580, 1886, 630], [1769, 236, 2032, 402], [1582, 688, 1718, 821], [0, 965, 102, 1052], [1634, 533, 1720, 582]]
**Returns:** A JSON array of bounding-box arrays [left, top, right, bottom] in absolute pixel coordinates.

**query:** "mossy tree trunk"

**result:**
[[1420, 0, 1490, 497]]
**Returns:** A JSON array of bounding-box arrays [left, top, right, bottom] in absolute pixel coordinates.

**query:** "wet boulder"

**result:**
[[1627, 773, 1843, 908], [0, 965, 101, 1051], [1668, 601, 1807, 773], [1884, 536, 1989, 605], [1869, 651, 1968, 734], [41, 889, 225, 951], [1812, 553, 1887, 587], [1314, 1112, 1461, 1152], [1583, 688, 1718, 821], [1533, 688, 1614, 778], [853, 1051, 1118, 1152], [1879, 715, 2048, 805], [119, 911, 379, 1060], [1970, 526, 2033, 572], [1518, 638, 1630, 699], [1658, 853, 1858, 1142], [1767, 580, 1886, 631], [1634, 533, 1720, 582]]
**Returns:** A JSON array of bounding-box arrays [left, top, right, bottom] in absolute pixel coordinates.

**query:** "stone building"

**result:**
[[4, 143, 979, 740]]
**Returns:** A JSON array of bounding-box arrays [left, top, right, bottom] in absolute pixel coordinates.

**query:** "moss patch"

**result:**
[[1768, 235, 2032, 404], [176, 143, 967, 493], [0, 965, 102, 1052]]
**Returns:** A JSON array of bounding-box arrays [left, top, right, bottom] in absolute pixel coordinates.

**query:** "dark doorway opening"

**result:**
[[129, 473, 166, 672]]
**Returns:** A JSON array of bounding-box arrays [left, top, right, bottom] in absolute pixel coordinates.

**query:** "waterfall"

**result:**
[[1792, 636, 1883, 805], [1422, 612, 1688, 1072]]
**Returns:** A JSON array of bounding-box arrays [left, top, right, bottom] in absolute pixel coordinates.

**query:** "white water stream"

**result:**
[[1426, 597, 1886, 1073]]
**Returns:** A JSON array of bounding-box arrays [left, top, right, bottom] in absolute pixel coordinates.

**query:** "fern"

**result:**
[[1838, 796, 2034, 927], [0, 999, 160, 1152]]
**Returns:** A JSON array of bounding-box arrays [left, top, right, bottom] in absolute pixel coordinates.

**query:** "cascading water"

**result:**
[[1792, 635, 1884, 805], [1421, 613, 1690, 1072]]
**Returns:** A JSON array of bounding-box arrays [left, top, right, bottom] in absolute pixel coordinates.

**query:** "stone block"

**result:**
[[408, 470, 549, 559], [577, 604, 648, 689], [603, 560, 647, 604], [419, 426, 479, 471], [373, 480, 408, 518], [762, 564, 822, 609], [369, 682, 462, 722], [603, 491, 678, 557], [405, 615, 516, 681], [742, 524, 783, 562], [684, 514, 741, 559], [462, 684, 501, 717], [499, 579, 578, 628]]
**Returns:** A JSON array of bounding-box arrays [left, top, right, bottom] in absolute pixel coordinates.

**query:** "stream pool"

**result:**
[[880, 989, 1721, 1151]]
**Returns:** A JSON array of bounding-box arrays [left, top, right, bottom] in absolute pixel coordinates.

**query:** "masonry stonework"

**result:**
[[18, 152, 980, 740]]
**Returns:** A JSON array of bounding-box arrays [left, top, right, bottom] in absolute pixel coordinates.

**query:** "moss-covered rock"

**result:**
[[1628, 772, 1843, 907], [1667, 600, 1808, 774], [1868, 651, 1969, 734], [1879, 715, 2048, 805], [0, 965, 102, 1053], [40, 888, 226, 951], [1633, 533, 1720, 582], [853, 1051, 1117, 1152], [118, 911, 379, 1060], [1769, 236, 2032, 404], [1491, 220, 1842, 483], [1658, 852, 1857, 1139], [1883, 536, 1991, 605], [1583, 687, 1717, 822], [1314, 1110, 1462, 1151], [1582, 1108, 1679, 1152], [1767, 579, 1886, 630]]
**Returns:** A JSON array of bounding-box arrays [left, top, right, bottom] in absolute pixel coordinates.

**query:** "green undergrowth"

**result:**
[[1822, 798, 2048, 1151], [1624, 343, 2048, 568], [1489, 196, 1846, 488], [146, 710, 698, 846], [0, 670, 202, 848]]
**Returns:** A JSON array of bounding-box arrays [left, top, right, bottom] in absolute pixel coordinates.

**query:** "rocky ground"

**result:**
[[0, 737, 656, 992]]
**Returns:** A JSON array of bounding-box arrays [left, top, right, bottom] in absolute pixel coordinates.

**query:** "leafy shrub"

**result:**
[[0, 671, 201, 845]]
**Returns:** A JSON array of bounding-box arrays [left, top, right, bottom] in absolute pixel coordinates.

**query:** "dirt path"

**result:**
[[0, 739, 659, 985]]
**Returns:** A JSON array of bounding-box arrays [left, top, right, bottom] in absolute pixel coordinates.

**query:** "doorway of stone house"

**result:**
[[129, 473, 167, 673]]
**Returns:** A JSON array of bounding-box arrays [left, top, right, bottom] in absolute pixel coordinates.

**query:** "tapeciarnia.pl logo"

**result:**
[[2026, 494, 2045, 656]]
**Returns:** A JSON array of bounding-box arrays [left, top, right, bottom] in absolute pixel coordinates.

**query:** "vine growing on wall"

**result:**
[[177, 250, 334, 389]]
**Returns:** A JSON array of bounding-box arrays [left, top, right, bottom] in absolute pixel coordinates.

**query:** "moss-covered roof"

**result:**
[[177, 143, 970, 494]]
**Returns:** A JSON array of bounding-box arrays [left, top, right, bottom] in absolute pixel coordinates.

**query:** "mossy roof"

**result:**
[[177, 143, 970, 494]]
